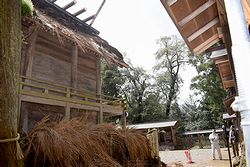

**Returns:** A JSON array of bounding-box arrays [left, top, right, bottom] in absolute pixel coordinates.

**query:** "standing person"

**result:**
[[209, 129, 222, 160], [229, 125, 239, 157]]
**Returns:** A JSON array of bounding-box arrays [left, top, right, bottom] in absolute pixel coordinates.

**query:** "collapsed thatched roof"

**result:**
[[22, 117, 156, 167], [25, 0, 128, 67]]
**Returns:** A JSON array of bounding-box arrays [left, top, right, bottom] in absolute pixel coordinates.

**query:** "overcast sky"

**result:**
[[56, 0, 197, 102]]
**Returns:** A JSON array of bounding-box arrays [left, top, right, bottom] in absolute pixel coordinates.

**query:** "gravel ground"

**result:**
[[160, 148, 231, 167]]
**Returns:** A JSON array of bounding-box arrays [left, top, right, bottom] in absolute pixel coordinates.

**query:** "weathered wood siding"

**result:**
[[71, 108, 98, 124], [22, 28, 98, 92], [19, 102, 65, 133], [77, 52, 97, 91]]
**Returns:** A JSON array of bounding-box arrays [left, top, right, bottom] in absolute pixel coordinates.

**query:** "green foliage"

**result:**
[[135, 92, 166, 123], [101, 36, 225, 131], [187, 53, 226, 129], [21, 0, 34, 16], [121, 65, 151, 123], [101, 64, 124, 97], [154, 35, 189, 117], [101, 60, 166, 124]]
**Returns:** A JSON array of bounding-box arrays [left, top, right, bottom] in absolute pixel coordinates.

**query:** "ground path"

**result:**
[[160, 148, 231, 167]]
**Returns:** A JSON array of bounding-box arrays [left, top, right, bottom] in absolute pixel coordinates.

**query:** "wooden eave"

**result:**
[[210, 48, 236, 89], [160, 0, 236, 88], [160, 0, 229, 54], [160, 0, 239, 115], [215, 58, 235, 89]]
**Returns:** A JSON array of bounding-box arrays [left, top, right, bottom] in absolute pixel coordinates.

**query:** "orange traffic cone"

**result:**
[[184, 149, 194, 164]]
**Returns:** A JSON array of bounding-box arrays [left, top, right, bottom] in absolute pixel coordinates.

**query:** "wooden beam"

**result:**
[[90, 0, 106, 26], [71, 45, 78, 88], [70, 103, 99, 111], [73, 8, 87, 17], [179, 0, 216, 27], [96, 58, 101, 97], [102, 105, 123, 115], [187, 17, 219, 42], [216, 0, 227, 27], [62, 0, 76, 10], [96, 56, 103, 123], [167, 0, 177, 6], [223, 80, 235, 89], [193, 34, 219, 54], [82, 14, 96, 22], [215, 59, 229, 65], [21, 95, 67, 106]]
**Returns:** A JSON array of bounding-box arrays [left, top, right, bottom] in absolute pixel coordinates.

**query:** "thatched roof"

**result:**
[[23, 117, 156, 167], [25, 0, 128, 67]]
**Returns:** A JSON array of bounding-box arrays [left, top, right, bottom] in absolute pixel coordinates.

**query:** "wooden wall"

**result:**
[[19, 24, 101, 131], [71, 108, 98, 124], [22, 27, 99, 92], [19, 102, 98, 133], [19, 102, 65, 133]]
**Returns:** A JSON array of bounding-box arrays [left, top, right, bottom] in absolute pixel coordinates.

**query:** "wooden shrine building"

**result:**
[[19, 0, 127, 133], [128, 121, 178, 149]]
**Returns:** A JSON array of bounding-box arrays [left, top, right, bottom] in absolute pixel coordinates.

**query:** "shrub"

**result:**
[[21, 0, 34, 16]]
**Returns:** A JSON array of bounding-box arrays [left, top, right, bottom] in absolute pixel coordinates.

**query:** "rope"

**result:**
[[0, 133, 20, 143], [0, 133, 24, 160]]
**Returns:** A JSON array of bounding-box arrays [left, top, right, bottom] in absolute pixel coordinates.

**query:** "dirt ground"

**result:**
[[160, 148, 231, 167]]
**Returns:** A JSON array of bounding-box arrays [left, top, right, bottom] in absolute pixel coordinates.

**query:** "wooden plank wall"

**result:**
[[19, 102, 65, 133], [22, 28, 98, 92], [70, 108, 98, 124], [20, 26, 101, 131]]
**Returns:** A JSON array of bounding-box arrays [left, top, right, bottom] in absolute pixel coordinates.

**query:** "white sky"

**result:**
[[56, 0, 197, 102]]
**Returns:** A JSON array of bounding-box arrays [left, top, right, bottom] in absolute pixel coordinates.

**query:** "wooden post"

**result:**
[[121, 99, 127, 129], [65, 103, 71, 121], [71, 44, 78, 88], [64, 88, 71, 120], [147, 129, 159, 157], [121, 110, 126, 129], [171, 127, 177, 146], [0, 0, 23, 166], [96, 57, 103, 123], [99, 106, 103, 124]]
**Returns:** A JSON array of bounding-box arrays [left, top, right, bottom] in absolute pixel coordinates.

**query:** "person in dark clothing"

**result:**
[[229, 125, 239, 157]]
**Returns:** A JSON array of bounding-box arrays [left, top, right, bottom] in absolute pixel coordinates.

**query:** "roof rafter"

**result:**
[[167, 0, 178, 6], [193, 33, 219, 54], [187, 17, 219, 42], [178, 0, 216, 27]]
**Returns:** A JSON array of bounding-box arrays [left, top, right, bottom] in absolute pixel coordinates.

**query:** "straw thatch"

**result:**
[[22, 117, 159, 167], [22, 0, 128, 68]]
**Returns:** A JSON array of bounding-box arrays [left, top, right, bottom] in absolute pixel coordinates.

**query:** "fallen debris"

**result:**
[[22, 117, 159, 167]]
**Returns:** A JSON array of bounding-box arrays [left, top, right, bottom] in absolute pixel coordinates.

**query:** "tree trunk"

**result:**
[[166, 83, 175, 118], [0, 0, 22, 166]]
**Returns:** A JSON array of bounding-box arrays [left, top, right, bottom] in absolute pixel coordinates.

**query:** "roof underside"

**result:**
[[128, 121, 178, 130], [160, 0, 240, 115], [161, 0, 228, 54]]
